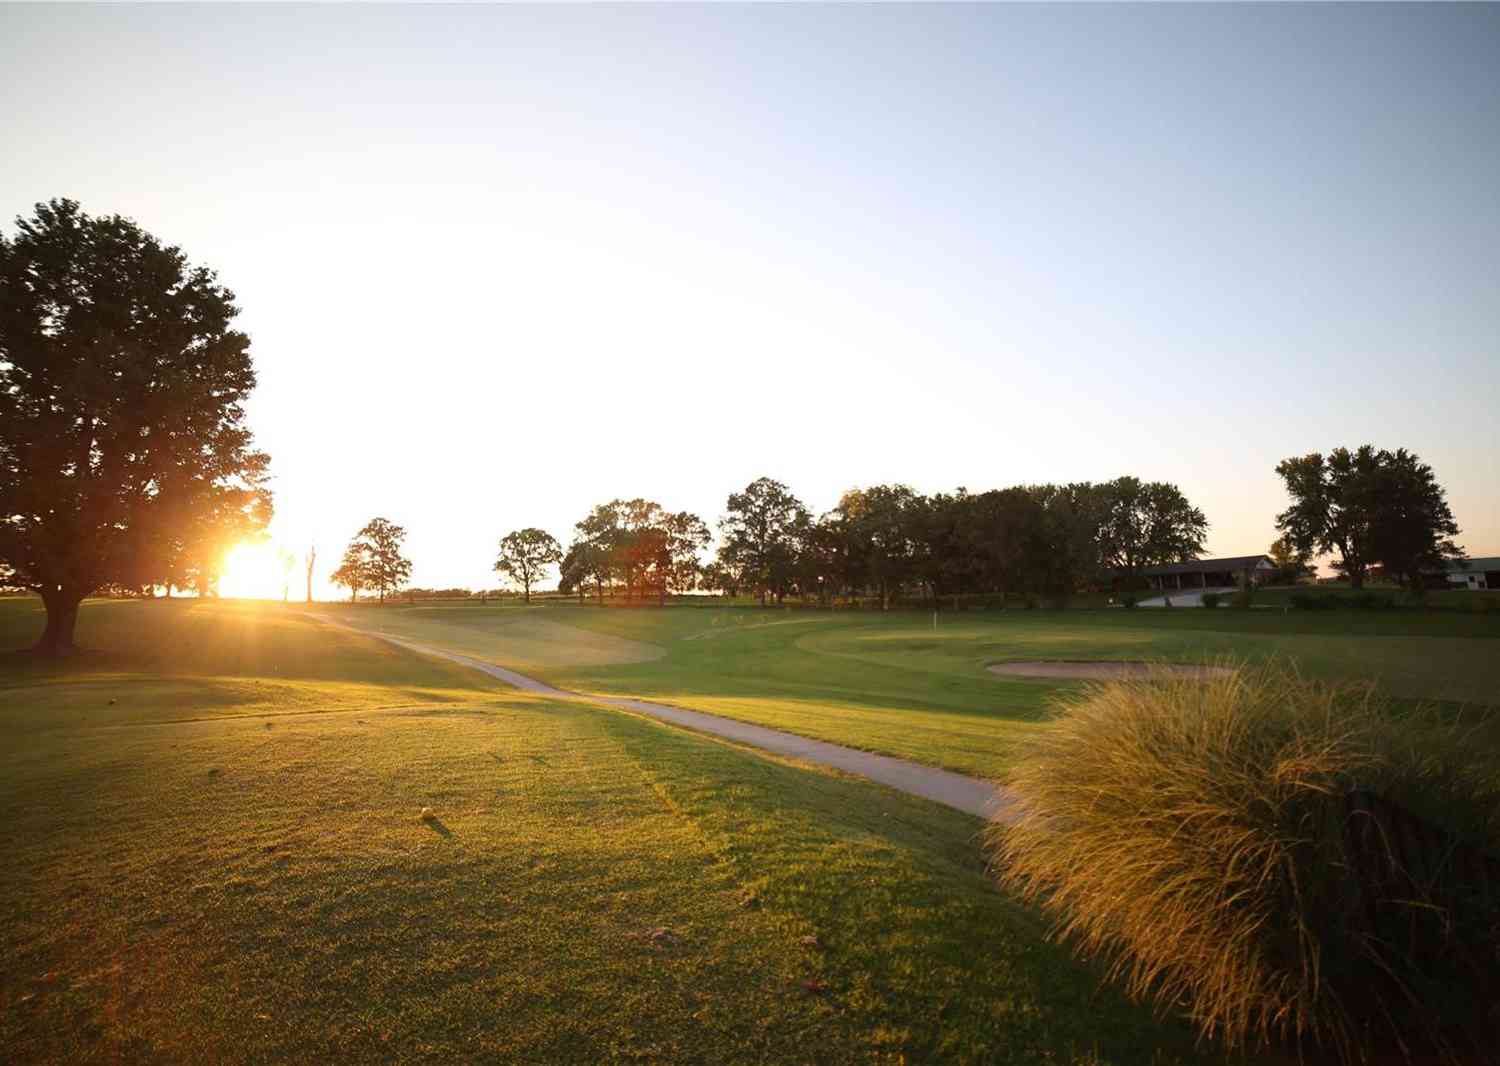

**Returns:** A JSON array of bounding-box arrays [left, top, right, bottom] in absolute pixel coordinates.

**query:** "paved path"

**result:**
[[313, 614, 1012, 822]]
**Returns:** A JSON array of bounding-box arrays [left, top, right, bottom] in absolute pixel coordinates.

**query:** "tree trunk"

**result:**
[[524, 584, 531, 605], [379, 587, 385, 605], [33, 588, 84, 656]]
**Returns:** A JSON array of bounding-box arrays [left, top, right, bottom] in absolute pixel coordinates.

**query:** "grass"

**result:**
[[1, 597, 1216, 1064], [318, 600, 1500, 778], [987, 665, 1500, 1062]]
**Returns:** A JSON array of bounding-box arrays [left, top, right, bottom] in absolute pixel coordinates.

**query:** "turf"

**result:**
[[1, 598, 1215, 1064], [321, 601, 1500, 778]]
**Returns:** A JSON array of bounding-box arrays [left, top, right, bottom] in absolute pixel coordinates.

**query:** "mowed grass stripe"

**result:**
[[328, 603, 1499, 777], [1, 599, 1215, 1063]]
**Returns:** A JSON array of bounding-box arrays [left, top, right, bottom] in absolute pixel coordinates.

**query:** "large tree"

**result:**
[[0, 199, 270, 653], [717, 477, 810, 606], [494, 527, 562, 605], [833, 484, 920, 610], [1096, 477, 1207, 589], [343, 518, 411, 604], [1275, 445, 1460, 589]]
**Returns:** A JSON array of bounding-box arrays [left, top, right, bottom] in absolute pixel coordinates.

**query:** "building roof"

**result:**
[[1445, 557, 1500, 571], [1135, 555, 1272, 577]]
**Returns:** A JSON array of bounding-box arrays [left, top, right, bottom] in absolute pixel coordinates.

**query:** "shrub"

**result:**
[[1290, 590, 1334, 610], [1200, 591, 1222, 609], [1289, 589, 1397, 611], [1231, 583, 1255, 609], [986, 665, 1500, 1063]]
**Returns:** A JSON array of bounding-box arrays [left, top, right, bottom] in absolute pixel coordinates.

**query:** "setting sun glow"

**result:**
[[218, 542, 294, 601]]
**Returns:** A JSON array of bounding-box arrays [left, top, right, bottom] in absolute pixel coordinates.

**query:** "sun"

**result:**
[[219, 541, 294, 600]]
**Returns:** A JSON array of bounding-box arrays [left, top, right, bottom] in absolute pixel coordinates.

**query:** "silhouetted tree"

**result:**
[[558, 539, 609, 604], [1275, 446, 1458, 590], [330, 542, 367, 603], [1095, 477, 1208, 590], [834, 485, 920, 610], [717, 477, 810, 606], [494, 527, 562, 605], [0, 199, 270, 653], [343, 518, 410, 604], [1368, 449, 1463, 587], [1267, 535, 1315, 584]]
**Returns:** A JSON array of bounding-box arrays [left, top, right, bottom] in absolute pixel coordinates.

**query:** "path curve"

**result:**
[[312, 613, 1011, 822]]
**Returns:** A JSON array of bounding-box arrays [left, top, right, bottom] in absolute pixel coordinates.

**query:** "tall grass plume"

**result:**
[[986, 662, 1500, 1063]]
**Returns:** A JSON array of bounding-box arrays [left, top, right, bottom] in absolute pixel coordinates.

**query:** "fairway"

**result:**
[[1, 598, 1218, 1064], [320, 601, 1500, 778]]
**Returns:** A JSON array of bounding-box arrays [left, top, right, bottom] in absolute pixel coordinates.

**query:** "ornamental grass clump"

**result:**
[[986, 664, 1500, 1064]]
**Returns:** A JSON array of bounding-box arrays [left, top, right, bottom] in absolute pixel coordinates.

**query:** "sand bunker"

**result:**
[[987, 660, 1234, 681]]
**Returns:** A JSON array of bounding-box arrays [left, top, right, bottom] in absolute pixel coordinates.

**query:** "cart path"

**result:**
[[313, 613, 1013, 822]]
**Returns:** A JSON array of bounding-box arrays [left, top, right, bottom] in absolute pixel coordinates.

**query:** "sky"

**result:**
[[3, 3, 1497, 596]]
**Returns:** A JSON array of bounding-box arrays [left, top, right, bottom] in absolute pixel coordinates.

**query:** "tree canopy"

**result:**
[[333, 518, 412, 604], [0, 199, 270, 652], [494, 528, 562, 604], [716, 477, 811, 606], [567, 498, 709, 604], [1275, 446, 1462, 589]]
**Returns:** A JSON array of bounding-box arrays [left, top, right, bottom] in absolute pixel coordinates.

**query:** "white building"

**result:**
[[1441, 557, 1500, 590]]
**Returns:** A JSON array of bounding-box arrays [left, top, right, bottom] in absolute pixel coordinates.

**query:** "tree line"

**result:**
[[2, 198, 1471, 653], [545, 476, 1209, 608]]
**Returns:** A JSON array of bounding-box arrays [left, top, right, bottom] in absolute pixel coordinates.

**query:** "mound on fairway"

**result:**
[[317, 607, 666, 672], [987, 661, 1236, 681]]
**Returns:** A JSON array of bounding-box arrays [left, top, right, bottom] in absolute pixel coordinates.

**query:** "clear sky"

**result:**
[[4, 3, 1497, 596]]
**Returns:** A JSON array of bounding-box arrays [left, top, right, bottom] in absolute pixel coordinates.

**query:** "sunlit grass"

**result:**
[[0, 598, 1217, 1064], [318, 602, 1500, 777]]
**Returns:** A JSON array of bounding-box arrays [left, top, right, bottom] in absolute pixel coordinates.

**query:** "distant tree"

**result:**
[[305, 545, 317, 605], [330, 542, 367, 603], [572, 501, 627, 597], [1096, 477, 1208, 589], [279, 548, 296, 603], [699, 559, 742, 598], [1368, 448, 1463, 588], [650, 509, 710, 604], [965, 486, 1046, 605], [0, 199, 271, 653], [569, 499, 708, 605], [835, 485, 920, 610], [1027, 482, 1108, 604], [494, 528, 562, 605], [717, 477, 811, 606], [343, 518, 411, 604], [558, 539, 609, 604], [1267, 535, 1315, 585], [1277, 448, 1379, 589], [1275, 446, 1459, 590], [907, 490, 953, 607]]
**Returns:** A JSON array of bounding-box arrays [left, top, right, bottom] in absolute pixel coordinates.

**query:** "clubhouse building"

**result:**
[[1436, 556, 1500, 591], [1134, 555, 1276, 591]]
